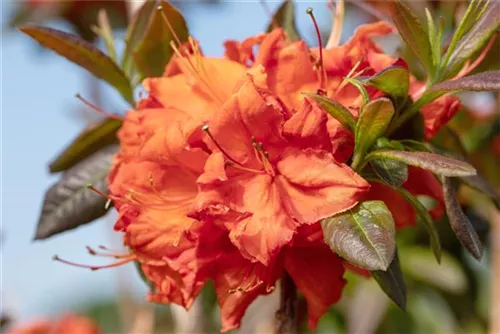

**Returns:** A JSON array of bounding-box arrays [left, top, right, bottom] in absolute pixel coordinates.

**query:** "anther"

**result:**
[[76, 94, 125, 121], [307, 7, 326, 90]]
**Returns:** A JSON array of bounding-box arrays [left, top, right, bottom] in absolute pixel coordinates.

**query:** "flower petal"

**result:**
[[284, 246, 346, 330]]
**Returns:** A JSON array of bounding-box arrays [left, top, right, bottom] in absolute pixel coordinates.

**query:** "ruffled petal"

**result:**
[[277, 148, 370, 223], [284, 246, 346, 330]]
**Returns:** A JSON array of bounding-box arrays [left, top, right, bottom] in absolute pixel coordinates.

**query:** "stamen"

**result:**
[[53, 254, 136, 271], [158, 5, 183, 47], [229, 280, 264, 294], [226, 161, 265, 174], [76, 94, 125, 121], [202, 125, 247, 167], [86, 184, 116, 202], [252, 139, 275, 176], [307, 8, 326, 90], [334, 58, 363, 97], [86, 246, 131, 259], [326, 0, 345, 48]]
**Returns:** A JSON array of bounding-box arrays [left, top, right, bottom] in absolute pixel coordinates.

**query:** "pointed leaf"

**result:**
[[353, 98, 395, 169], [443, 1, 500, 79], [34, 145, 118, 240], [432, 71, 500, 93], [305, 93, 356, 131], [19, 26, 134, 105], [363, 66, 409, 107], [367, 150, 477, 177], [396, 187, 441, 262], [49, 118, 122, 173], [321, 200, 396, 271], [370, 158, 408, 187], [389, 0, 433, 72], [266, 0, 300, 41], [91, 10, 117, 61], [461, 174, 500, 210], [442, 177, 483, 260], [134, 2, 189, 79], [371, 249, 406, 310], [121, 0, 157, 78]]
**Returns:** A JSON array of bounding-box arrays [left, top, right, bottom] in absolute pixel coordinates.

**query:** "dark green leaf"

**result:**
[[134, 1, 189, 79], [19, 26, 134, 105], [321, 201, 396, 271], [396, 187, 441, 262], [266, 0, 300, 41], [442, 1, 500, 79], [389, 0, 434, 72], [370, 158, 408, 187], [461, 175, 500, 210], [34, 145, 118, 240], [367, 150, 477, 177], [388, 105, 426, 140], [363, 66, 410, 106], [305, 93, 356, 131], [91, 10, 117, 61], [442, 177, 483, 260], [121, 0, 156, 78], [432, 71, 500, 93], [353, 98, 395, 169], [371, 250, 407, 310], [49, 118, 122, 173]]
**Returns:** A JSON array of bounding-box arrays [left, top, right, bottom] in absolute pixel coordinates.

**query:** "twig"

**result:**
[[275, 272, 298, 334]]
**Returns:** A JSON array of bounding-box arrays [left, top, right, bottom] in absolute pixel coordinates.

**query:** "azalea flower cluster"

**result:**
[[107, 23, 457, 331]]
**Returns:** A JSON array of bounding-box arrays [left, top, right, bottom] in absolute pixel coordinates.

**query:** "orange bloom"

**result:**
[[7, 314, 100, 334]]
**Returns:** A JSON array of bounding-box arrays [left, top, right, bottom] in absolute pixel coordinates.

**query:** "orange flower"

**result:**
[[7, 314, 99, 334]]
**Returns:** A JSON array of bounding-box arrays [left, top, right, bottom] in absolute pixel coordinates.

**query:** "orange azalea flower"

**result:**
[[7, 314, 100, 334]]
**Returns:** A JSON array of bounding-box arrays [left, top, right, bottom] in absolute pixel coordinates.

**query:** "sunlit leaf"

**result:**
[[371, 249, 406, 310], [353, 98, 395, 169], [442, 177, 483, 260], [305, 93, 356, 131], [49, 118, 121, 173], [367, 150, 476, 177], [363, 66, 409, 107], [321, 201, 396, 271], [432, 71, 500, 93], [134, 2, 189, 79], [19, 26, 134, 105], [34, 145, 118, 240], [389, 0, 434, 72], [266, 0, 300, 41]]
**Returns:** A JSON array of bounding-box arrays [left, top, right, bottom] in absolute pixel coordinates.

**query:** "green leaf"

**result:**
[[370, 158, 408, 187], [371, 249, 407, 310], [366, 150, 477, 177], [91, 10, 117, 61], [461, 174, 500, 210], [353, 98, 395, 170], [321, 201, 396, 271], [363, 67, 410, 107], [425, 8, 439, 69], [389, 109, 426, 141], [432, 71, 500, 93], [442, 1, 500, 79], [34, 145, 118, 240], [396, 187, 441, 263], [389, 0, 434, 72], [442, 177, 483, 260], [266, 0, 300, 41], [121, 0, 157, 79], [49, 118, 122, 173], [400, 246, 467, 294], [134, 1, 189, 79], [305, 93, 356, 131], [19, 26, 134, 105]]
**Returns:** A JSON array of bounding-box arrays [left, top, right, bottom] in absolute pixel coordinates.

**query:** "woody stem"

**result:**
[[276, 272, 299, 334]]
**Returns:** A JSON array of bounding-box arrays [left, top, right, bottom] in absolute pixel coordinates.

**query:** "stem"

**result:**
[[490, 207, 500, 334], [276, 272, 298, 334]]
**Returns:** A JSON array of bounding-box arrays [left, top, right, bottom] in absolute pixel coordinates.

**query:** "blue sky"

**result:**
[[1, 0, 369, 321]]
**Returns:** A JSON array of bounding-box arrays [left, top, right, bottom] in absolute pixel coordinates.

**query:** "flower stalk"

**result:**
[[276, 272, 299, 334]]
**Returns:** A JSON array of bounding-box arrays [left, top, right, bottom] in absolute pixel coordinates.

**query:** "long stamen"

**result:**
[[158, 5, 183, 47], [307, 7, 326, 91], [86, 246, 131, 259], [226, 161, 265, 174], [252, 139, 275, 176], [334, 58, 364, 97], [76, 94, 125, 121], [53, 255, 136, 271], [202, 125, 247, 167]]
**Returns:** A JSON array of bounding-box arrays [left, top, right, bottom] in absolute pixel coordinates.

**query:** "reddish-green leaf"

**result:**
[[134, 1, 189, 79], [305, 93, 356, 131], [432, 71, 500, 93], [322, 201, 396, 271], [353, 98, 395, 169], [49, 118, 121, 173], [371, 249, 406, 310], [35, 145, 118, 240], [389, 0, 434, 72], [267, 0, 300, 41], [19, 26, 134, 105], [367, 150, 477, 177], [363, 66, 410, 107], [442, 177, 483, 260]]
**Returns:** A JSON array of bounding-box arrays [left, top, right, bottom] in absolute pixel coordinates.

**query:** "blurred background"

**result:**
[[1, 1, 499, 333]]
